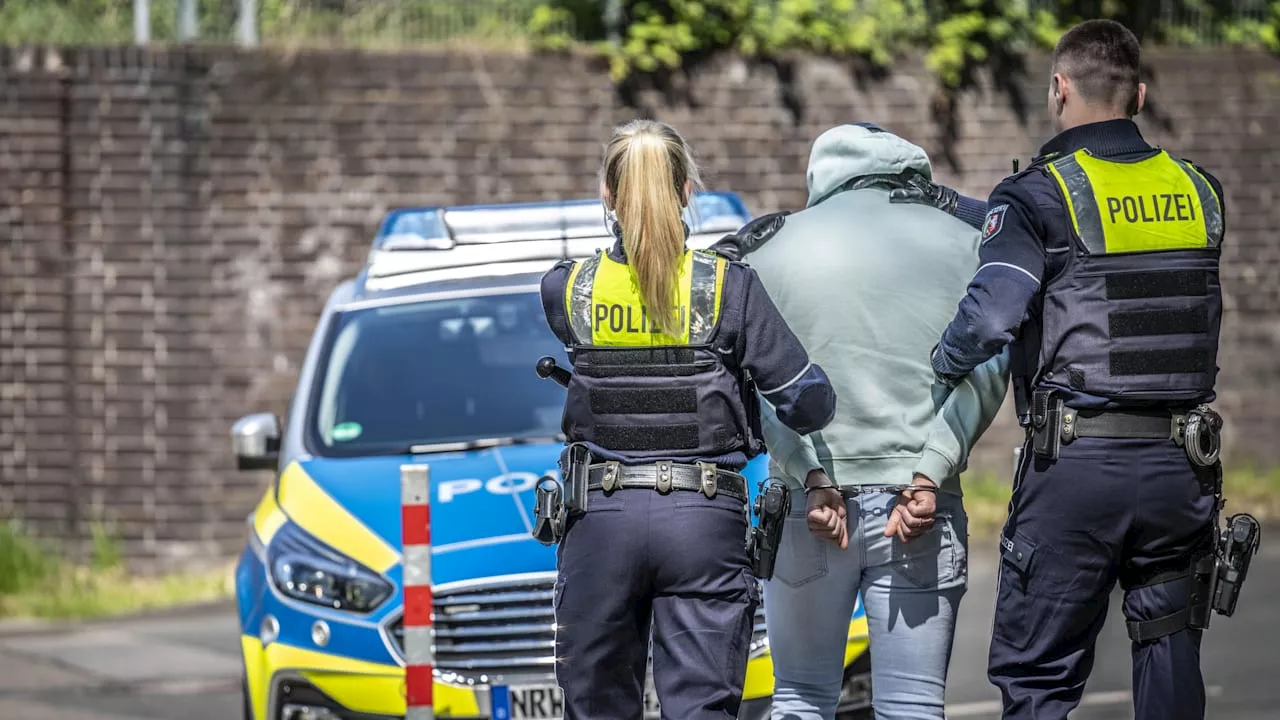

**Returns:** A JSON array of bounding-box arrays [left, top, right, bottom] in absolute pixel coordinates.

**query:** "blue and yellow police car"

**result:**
[[230, 193, 873, 720]]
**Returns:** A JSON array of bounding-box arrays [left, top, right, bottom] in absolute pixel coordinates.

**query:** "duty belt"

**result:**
[[1060, 405, 1223, 467], [587, 461, 748, 502], [1060, 408, 1185, 442]]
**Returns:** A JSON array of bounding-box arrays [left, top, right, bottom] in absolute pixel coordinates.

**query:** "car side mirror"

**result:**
[[232, 413, 282, 471]]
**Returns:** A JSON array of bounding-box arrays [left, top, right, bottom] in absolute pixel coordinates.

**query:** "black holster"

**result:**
[[1128, 435, 1262, 642], [532, 443, 592, 546], [1212, 512, 1261, 618], [747, 478, 790, 580], [1137, 510, 1261, 640], [532, 476, 566, 546], [1029, 388, 1064, 460]]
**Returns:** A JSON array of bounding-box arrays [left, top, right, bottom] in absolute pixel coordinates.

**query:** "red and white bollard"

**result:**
[[401, 464, 434, 720]]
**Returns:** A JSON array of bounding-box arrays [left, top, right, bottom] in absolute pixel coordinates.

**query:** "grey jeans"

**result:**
[[763, 487, 968, 720]]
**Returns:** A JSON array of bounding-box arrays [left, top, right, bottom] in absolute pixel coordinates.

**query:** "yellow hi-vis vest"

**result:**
[[563, 249, 727, 347], [1046, 148, 1224, 254]]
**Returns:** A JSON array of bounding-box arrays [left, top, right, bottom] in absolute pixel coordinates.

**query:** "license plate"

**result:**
[[493, 684, 660, 719]]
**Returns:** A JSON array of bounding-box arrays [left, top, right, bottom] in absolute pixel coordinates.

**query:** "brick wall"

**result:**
[[2, 45, 1278, 565]]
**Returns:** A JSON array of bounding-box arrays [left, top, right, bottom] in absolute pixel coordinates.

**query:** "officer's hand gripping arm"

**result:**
[[888, 172, 990, 230], [710, 211, 790, 261]]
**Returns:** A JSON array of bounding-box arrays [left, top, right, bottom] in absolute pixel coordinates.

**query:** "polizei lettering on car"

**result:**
[[437, 470, 560, 503]]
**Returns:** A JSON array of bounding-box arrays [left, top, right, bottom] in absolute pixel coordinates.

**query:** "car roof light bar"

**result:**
[[364, 192, 750, 281]]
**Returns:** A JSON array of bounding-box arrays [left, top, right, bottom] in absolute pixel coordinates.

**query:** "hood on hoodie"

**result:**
[[805, 123, 934, 208]]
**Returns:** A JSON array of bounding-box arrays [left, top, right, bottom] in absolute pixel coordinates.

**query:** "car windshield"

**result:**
[[306, 290, 569, 457]]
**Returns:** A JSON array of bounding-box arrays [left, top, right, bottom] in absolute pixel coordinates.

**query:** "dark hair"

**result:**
[[1052, 19, 1141, 115]]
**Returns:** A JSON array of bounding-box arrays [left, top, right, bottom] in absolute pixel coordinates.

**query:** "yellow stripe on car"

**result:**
[[275, 461, 400, 575], [243, 635, 272, 719], [251, 486, 288, 545], [242, 620, 868, 717], [242, 635, 481, 718], [742, 617, 870, 699]]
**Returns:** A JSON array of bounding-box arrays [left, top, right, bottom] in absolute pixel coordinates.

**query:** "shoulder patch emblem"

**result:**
[[982, 204, 1009, 243]]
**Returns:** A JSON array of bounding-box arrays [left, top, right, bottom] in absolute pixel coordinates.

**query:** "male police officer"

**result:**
[[930, 20, 1227, 720]]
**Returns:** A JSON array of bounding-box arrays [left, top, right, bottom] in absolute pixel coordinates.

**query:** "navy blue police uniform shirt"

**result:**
[[931, 118, 1227, 410], [540, 238, 837, 470], [952, 194, 990, 231]]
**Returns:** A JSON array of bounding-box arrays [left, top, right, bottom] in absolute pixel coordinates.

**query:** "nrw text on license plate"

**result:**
[[491, 684, 660, 719]]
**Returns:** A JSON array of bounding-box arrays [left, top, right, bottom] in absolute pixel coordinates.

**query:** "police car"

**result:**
[[230, 192, 873, 720]]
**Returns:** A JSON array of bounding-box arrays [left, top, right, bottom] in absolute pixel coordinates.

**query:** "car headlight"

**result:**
[[267, 522, 392, 613]]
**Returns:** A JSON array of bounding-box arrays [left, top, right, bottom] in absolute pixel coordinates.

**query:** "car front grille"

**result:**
[[387, 574, 770, 683]]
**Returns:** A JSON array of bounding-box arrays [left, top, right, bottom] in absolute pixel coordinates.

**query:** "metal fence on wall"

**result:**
[[0, 0, 581, 48], [0, 1, 1271, 49], [1026, 0, 1275, 45]]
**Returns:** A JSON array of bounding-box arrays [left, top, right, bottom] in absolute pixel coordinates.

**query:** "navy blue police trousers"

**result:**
[[552, 486, 759, 720], [989, 435, 1218, 720]]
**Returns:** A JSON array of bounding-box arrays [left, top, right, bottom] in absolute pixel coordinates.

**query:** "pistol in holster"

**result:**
[[1208, 513, 1261, 619], [1180, 510, 1261, 634], [532, 443, 591, 546], [747, 478, 791, 580], [1186, 425, 1261, 632]]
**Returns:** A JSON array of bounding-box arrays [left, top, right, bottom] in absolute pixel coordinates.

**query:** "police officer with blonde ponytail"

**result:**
[[538, 118, 836, 719]]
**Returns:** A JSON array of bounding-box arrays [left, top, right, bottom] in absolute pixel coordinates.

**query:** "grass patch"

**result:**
[[0, 522, 233, 621], [959, 466, 1280, 538], [958, 472, 1015, 538]]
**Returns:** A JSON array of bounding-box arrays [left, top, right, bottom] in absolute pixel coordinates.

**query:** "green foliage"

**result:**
[[0, 521, 56, 595], [0, 0, 558, 49], [0, 519, 231, 620], [0, 1, 1276, 88], [1269, 2, 1280, 51], [1218, 1, 1280, 51], [89, 521, 124, 572], [0, 0, 134, 45], [532, 0, 1280, 87], [534, 0, 937, 81], [740, 0, 931, 65], [925, 1, 1058, 90], [257, 0, 552, 48]]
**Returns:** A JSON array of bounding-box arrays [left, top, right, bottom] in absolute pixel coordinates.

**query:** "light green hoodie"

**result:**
[[748, 125, 1010, 495]]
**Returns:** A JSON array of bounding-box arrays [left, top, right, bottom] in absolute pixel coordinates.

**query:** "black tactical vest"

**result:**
[[560, 249, 764, 462], [1033, 149, 1224, 404]]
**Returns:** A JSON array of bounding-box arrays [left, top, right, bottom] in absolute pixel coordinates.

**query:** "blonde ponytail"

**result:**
[[602, 120, 702, 339]]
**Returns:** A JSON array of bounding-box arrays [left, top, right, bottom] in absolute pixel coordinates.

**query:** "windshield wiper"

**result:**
[[408, 434, 566, 455]]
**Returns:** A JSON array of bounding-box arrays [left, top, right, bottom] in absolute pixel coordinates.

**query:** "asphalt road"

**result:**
[[2, 533, 1277, 720]]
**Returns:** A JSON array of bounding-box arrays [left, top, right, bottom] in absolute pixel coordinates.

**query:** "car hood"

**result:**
[[288, 445, 563, 586]]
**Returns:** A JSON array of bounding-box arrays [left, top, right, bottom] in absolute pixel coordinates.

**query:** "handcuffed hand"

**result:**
[[884, 474, 938, 543], [709, 211, 789, 261], [804, 469, 848, 550]]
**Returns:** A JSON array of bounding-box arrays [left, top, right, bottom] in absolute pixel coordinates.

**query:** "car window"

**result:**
[[307, 291, 569, 456]]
